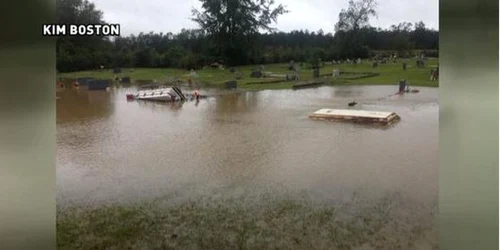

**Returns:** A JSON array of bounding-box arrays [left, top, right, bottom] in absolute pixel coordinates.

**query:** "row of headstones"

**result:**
[[331, 58, 362, 65], [370, 59, 428, 69], [111, 68, 133, 83], [402, 59, 429, 70]]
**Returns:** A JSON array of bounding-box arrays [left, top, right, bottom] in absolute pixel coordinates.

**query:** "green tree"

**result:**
[[191, 0, 288, 66], [56, 0, 110, 71], [333, 0, 378, 59], [335, 0, 377, 32]]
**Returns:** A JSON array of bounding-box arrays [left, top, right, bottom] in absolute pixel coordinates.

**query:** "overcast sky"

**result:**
[[94, 0, 438, 36]]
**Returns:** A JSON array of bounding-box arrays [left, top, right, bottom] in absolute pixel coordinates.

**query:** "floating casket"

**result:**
[[309, 109, 400, 125]]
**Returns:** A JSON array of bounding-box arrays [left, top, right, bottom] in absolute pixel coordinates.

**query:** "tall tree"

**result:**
[[191, 0, 288, 66], [335, 0, 377, 32], [333, 0, 377, 59], [56, 0, 110, 72]]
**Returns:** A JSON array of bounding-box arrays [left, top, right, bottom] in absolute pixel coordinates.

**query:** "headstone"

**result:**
[[189, 70, 199, 78], [113, 68, 121, 74], [372, 62, 378, 68], [120, 77, 131, 83], [286, 73, 298, 81], [250, 71, 262, 78], [402, 62, 407, 70], [229, 67, 236, 73], [399, 79, 407, 92], [333, 69, 340, 77], [313, 68, 320, 78], [225, 80, 237, 89]]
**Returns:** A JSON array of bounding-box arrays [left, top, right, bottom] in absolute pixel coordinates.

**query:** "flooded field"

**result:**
[[56, 85, 438, 249]]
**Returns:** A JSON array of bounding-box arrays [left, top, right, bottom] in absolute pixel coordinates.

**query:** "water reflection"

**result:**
[[136, 100, 185, 113], [57, 88, 113, 123], [214, 91, 260, 114], [332, 86, 364, 97]]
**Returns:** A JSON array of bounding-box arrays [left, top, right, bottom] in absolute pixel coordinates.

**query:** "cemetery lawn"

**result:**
[[58, 58, 439, 90]]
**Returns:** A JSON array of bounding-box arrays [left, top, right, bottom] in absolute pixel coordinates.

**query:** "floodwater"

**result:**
[[56, 85, 438, 210]]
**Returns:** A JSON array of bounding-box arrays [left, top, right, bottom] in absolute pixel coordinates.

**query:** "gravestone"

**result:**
[[120, 77, 131, 83], [372, 62, 378, 68], [225, 80, 237, 89], [250, 70, 263, 78], [399, 79, 407, 92], [333, 69, 340, 77], [189, 70, 199, 78], [113, 68, 121, 74], [402, 62, 407, 70], [313, 68, 320, 78]]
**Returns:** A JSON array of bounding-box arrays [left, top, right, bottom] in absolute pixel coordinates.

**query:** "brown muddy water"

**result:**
[[57, 85, 438, 207], [57, 85, 438, 249]]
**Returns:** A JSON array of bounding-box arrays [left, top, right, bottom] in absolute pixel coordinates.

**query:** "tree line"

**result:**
[[56, 0, 438, 72]]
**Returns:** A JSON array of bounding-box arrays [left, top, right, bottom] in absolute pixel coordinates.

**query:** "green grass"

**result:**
[[57, 192, 438, 250], [58, 58, 439, 90]]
